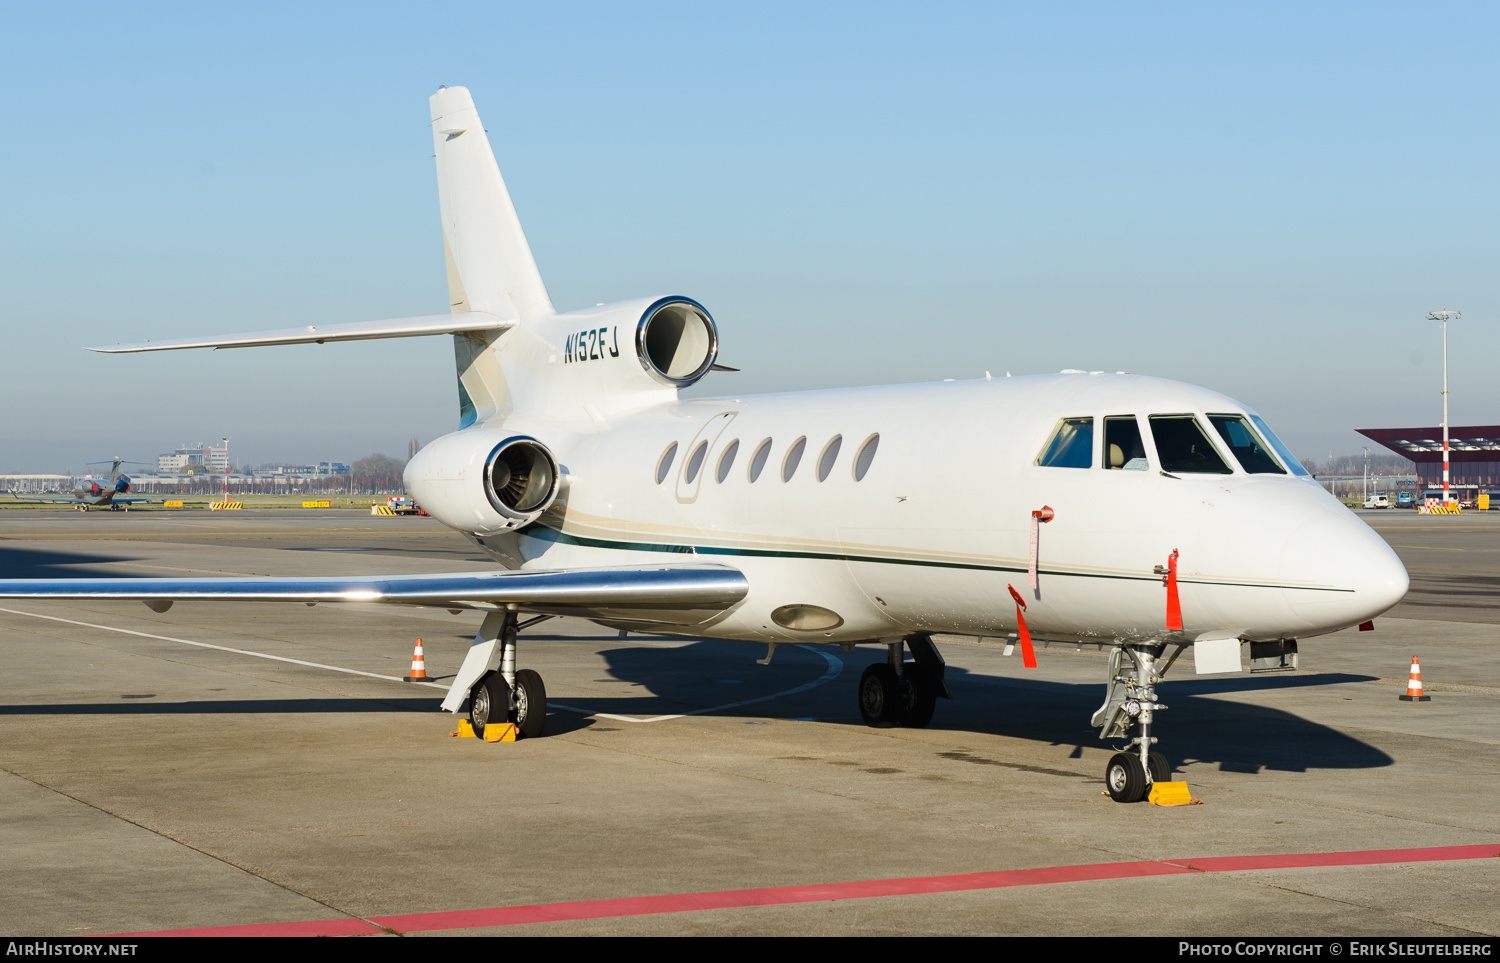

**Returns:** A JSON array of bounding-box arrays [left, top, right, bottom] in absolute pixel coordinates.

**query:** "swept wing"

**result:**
[[87, 312, 513, 354], [0, 564, 748, 625]]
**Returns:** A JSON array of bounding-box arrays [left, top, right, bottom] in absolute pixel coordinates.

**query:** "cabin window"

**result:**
[[1148, 415, 1233, 474], [748, 438, 772, 482], [853, 433, 879, 481], [1207, 414, 1285, 474], [782, 436, 807, 481], [1036, 417, 1094, 468], [655, 442, 678, 484], [816, 435, 842, 481], [1249, 414, 1311, 476], [684, 440, 709, 483], [1104, 416, 1148, 470], [716, 439, 740, 483]]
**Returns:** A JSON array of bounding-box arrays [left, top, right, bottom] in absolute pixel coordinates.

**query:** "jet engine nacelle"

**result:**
[[403, 430, 560, 536], [535, 295, 720, 395]]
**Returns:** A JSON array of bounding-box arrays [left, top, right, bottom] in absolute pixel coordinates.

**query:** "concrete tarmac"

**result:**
[[0, 509, 1495, 937]]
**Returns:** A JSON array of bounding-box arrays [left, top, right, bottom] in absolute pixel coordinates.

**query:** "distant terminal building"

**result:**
[[158, 443, 228, 474], [250, 462, 350, 480], [1356, 425, 1500, 494]]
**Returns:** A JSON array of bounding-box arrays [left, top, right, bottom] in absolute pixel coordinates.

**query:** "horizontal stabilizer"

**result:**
[[0, 565, 748, 625], [87, 312, 513, 353]]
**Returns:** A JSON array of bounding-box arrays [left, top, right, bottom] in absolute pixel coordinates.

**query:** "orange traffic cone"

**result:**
[[404, 639, 429, 682], [1398, 656, 1430, 702]]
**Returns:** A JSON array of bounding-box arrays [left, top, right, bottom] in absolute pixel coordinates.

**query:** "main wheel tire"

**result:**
[[1147, 751, 1170, 784], [1106, 751, 1148, 803], [859, 663, 901, 728], [510, 668, 547, 739], [469, 671, 509, 738], [898, 663, 938, 729]]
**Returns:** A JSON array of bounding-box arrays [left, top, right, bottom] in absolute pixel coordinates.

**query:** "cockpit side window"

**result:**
[[1207, 414, 1285, 474], [1148, 415, 1233, 474], [1248, 414, 1311, 476], [1103, 416, 1148, 470], [1035, 417, 1094, 468]]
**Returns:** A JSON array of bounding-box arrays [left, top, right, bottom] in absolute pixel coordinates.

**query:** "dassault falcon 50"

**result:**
[[0, 87, 1408, 802]]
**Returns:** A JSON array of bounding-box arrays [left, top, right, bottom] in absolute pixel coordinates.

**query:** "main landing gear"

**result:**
[[1092, 643, 1175, 802], [858, 633, 950, 729], [457, 609, 551, 739]]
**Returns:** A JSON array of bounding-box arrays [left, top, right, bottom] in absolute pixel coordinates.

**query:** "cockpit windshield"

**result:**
[[1207, 414, 1285, 474], [1148, 415, 1233, 474]]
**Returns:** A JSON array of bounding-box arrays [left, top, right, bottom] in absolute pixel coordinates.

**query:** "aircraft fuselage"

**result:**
[[413, 372, 1407, 648]]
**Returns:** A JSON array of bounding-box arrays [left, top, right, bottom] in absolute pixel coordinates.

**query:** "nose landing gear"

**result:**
[[1093, 643, 1175, 802]]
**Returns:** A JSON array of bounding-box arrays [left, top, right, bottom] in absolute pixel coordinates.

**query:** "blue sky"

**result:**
[[2, 3, 1495, 471]]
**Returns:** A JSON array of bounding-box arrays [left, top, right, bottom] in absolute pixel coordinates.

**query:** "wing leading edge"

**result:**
[[0, 565, 748, 625], [86, 311, 514, 354]]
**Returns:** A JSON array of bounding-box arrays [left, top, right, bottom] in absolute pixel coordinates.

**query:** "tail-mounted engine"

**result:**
[[403, 431, 560, 536], [634, 297, 718, 387], [542, 295, 720, 398], [483, 437, 559, 521]]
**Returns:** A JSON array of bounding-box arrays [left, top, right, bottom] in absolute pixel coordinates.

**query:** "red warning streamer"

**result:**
[[1007, 583, 1038, 668], [1164, 548, 1182, 632]]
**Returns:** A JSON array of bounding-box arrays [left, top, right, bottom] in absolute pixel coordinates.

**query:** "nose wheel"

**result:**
[[1105, 750, 1171, 803], [1093, 644, 1174, 802]]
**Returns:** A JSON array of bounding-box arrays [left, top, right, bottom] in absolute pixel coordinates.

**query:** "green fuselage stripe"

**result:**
[[518, 524, 1352, 594]]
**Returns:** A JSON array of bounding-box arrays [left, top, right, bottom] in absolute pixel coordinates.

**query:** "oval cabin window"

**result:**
[[817, 435, 842, 481], [853, 433, 879, 480], [684, 440, 709, 484], [716, 439, 740, 483], [782, 436, 807, 482], [748, 438, 773, 482], [655, 442, 678, 484]]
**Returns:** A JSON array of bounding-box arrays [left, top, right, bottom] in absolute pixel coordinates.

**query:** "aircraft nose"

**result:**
[[1280, 508, 1408, 634]]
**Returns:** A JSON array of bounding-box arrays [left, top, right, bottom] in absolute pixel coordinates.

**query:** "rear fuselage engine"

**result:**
[[404, 432, 559, 535]]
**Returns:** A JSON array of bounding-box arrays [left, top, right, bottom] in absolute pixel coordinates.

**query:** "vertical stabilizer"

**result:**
[[431, 86, 550, 427], [430, 86, 554, 325]]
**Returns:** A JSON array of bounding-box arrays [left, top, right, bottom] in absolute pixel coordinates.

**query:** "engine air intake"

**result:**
[[484, 437, 559, 520], [637, 297, 718, 387]]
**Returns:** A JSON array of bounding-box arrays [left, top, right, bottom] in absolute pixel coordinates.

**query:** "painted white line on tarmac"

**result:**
[[0, 606, 846, 722], [0, 605, 447, 690]]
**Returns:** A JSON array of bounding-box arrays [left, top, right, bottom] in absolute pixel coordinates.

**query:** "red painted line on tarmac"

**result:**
[[367, 860, 1185, 933], [1162, 843, 1500, 873], [111, 844, 1500, 937]]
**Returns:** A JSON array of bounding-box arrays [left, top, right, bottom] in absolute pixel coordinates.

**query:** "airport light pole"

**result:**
[[222, 437, 229, 503], [1427, 310, 1460, 504], [1362, 446, 1370, 502]]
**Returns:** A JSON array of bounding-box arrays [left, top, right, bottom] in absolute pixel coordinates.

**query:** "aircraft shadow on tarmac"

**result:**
[[0, 632, 1393, 775], [566, 641, 1394, 775], [0, 547, 141, 578]]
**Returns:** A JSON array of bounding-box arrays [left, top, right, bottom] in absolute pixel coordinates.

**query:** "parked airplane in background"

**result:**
[[8, 458, 165, 511], [0, 87, 1409, 802]]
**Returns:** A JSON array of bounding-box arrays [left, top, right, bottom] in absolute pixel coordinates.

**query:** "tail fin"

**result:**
[[431, 86, 551, 427], [430, 86, 554, 325]]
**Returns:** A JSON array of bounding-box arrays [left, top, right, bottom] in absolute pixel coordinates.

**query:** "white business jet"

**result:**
[[0, 87, 1407, 802]]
